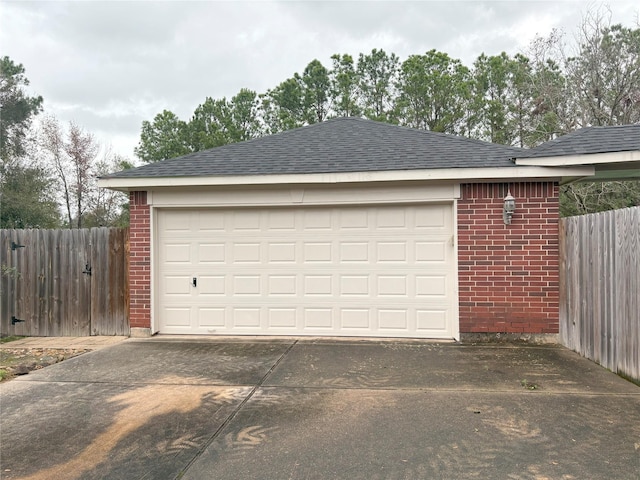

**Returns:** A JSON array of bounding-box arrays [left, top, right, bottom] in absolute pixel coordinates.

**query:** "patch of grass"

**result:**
[[520, 379, 539, 390], [0, 336, 24, 344], [0, 347, 89, 382]]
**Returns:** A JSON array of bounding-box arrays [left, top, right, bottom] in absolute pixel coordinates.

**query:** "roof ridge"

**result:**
[[339, 117, 524, 152], [104, 117, 524, 179]]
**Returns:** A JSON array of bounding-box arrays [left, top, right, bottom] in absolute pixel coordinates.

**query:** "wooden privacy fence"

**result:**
[[0, 228, 129, 336], [559, 206, 639, 383]]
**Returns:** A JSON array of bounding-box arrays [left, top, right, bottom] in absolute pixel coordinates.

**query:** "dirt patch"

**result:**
[[0, 348, 89, 381]]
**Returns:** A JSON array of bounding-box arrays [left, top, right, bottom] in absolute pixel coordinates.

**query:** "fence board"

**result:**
[[0, 228, 129, 337], [560, 206, 640, 383], [0, 232, 11, 334], [90, 228, 130, 335]]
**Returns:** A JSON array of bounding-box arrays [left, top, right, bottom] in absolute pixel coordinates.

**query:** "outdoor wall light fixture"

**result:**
[[503, 190, 516, 225]]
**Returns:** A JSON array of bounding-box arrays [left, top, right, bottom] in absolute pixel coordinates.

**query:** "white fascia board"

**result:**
[[515, 150, 640, 166], [97, 165, 595, 191]]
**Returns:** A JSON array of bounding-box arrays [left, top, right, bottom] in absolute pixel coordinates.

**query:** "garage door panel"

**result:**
[[303, 210, 332, 230], [304, 275, 333, 296], [378, 309, 409, 330], [304, 308, 333, 329], [303, 242, 332, 263], [340, 275, 370, 296], [415, 241, 449, 263], [163, 276, 192, 295], [233, 275, 261, 295], [160, 210, 191, 232], [416, 310, 448, 332], [416, 275, 448, 297], [157, 204, 456, 338], [233, 243, 261, 263], [377, 276, 407, 297], [268, 242, 296, 262], [233, 308, 261, 327], [163, 307, 192, 327], [199, 243, 225, 263], [376, 207, 407, 229], [339, 208, 369, 229], [268, 275, 297, 295], [339, 242, 369, 262], [339, 309, 370, 329], [268, 308, 297, 328], [197, 307, 225, 328], [232, 211, 261, 231], [196, 210, 225, 231], [376, 241, 407, 263], [414, 204, 450, 228], [199, 276, 225, 295], [162, 243, 191, 264], [267, 210, 296, 230]]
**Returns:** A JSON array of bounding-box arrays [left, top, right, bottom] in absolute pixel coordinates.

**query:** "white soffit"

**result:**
[[98, 165, 595, 191]]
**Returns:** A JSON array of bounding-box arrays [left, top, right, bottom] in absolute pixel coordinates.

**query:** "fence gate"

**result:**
[[0, 228, 129, 336]]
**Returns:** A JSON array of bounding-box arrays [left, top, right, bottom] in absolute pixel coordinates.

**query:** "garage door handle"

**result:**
[[192, 277, 197, 287]]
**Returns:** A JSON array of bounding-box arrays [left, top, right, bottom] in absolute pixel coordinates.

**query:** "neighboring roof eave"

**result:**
[[98, 165, 596, 192], [515, 150, 640, 182], [515, 150, 640, 166]]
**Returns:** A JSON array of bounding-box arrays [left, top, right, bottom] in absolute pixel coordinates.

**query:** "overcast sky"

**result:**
[[2, 0, 638, 163]]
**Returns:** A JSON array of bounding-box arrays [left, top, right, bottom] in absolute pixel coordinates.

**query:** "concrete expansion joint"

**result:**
[[175, 339, 299, 479]]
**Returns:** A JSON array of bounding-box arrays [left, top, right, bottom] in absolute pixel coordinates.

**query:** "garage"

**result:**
[[156, 202, 457, 338], [101, 117, 604, 340]]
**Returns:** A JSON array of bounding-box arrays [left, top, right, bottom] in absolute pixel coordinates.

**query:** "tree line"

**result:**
[[1, 9, 638, 229], [136, 12, 640, 216]]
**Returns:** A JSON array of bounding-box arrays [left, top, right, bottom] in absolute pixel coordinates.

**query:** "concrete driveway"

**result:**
[[1, 338, 638, 480]]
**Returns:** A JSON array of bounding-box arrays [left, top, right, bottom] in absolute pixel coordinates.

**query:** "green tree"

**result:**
[[260, 75, 307, 134], [134, 110, 191, 163], [302, 59, 331, 124], [357, 49, 400, 122], [330, 54, 361, 117], [0, 57, 43, 161], [0, 160, 61, 228], [471, 52, 555, 147], [395, 50, 472, 134], [229, 88, 262, 141], [472, 53, 518, 144], [188, 89, 261, 150], [188, 97, 233, 150]]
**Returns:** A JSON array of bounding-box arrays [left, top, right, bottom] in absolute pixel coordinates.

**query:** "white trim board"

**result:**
[[147, 183, 460, 208], [99, 166, 595, 191]]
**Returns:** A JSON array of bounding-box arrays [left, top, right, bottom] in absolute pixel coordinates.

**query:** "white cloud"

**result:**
[[1, 0, 638, 160]]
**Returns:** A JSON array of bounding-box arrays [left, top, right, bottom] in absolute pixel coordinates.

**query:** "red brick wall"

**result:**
[[129, 191, 151, 329], [457, 182, 559, 334]]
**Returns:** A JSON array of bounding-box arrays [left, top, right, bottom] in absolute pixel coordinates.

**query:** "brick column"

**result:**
[[457, 182, 559, 334], [129, 191, 151, 335]]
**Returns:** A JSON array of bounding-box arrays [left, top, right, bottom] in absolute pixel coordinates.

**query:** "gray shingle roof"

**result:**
[[522, 124, 640, 158], [105, 117, 522, 179]]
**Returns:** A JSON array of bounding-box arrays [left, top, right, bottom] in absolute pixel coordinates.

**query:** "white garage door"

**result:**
[[156, 204, 456, 338]]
